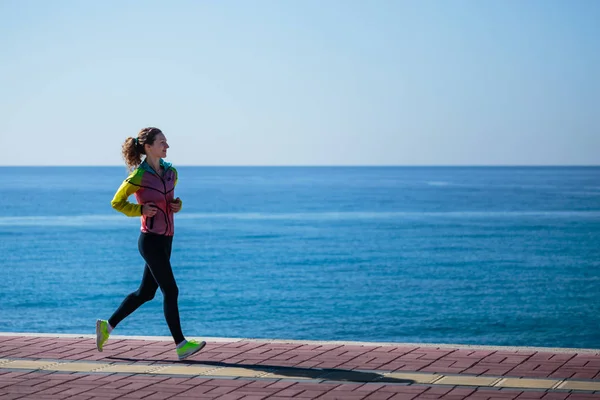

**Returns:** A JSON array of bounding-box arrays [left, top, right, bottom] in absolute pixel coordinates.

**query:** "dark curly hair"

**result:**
[[121, 127, 163, 170]]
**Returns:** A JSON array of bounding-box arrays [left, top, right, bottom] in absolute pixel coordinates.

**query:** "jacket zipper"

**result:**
[[157, 167, 171, 236], [161, 170, 171, 235], [145, 162, 172, 235]]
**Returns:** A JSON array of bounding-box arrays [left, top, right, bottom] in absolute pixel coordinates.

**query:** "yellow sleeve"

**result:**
[[111, 171, 143, 217]]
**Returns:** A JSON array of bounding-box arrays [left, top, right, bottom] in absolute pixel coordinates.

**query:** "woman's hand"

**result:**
[[170, 197, 182, 213], [142, 202, 158, 217]]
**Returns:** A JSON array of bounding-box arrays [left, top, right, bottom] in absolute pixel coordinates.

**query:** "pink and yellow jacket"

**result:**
[[111, 159, 181, 236]]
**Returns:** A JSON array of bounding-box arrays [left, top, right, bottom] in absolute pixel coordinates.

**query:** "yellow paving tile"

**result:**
[[495, 378, 559, 389], [435, 375, 499, 386], [46, 362, 108, 372], [151, 365, 216, 375], [3, 357, 599, 394], [97, 364, 161, 373], [2, 360, 58, 370], [265, 368, 326, 380], [261, 372, 319, 380], [383, 372, 442, 384], [322, 370, 382, 382], [205, 367, 266, 378], [559, 380, 600, 391]]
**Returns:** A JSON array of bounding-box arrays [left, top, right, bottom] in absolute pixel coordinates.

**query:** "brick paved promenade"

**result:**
[[1, 333, 599, 399]]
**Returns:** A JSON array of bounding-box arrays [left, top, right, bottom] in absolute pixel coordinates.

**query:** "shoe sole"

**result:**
[[95, 319, 104, 352], [178, 341, 206, 361]]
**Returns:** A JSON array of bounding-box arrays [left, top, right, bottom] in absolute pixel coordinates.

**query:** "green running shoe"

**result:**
[[177, 339, 206, 360], [95, 319, 110, 352]]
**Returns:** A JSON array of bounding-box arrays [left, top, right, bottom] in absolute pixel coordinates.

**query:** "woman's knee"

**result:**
[[135, 289, 156, 303], [161, 284, 179, 299]]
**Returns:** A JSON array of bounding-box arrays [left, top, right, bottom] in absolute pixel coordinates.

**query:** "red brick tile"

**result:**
[[446, 388, 478, 397], [378, 385, 429, 394], [540, 393, 570, 400], [4, 385, 44, 395], [264, 380, 297, 390], [107, 389, 156, 399], [331, 383, 370, 392], [273, 388, 305, 397], [388, 393, 421, 400], [516, 392, 546, 399], [426, 388, 455, 396], [0, 394, 35, 400], [266, 398, 300, 400], [198, 378, 249, 387], [205, 395, 244, 400], [143, 393, 185, 400], [363, 392, 396, 400], [295, 390, 328, 398], [175, 385, 216, 396], [571, 372, 598, 379], [204, 395, 244, 400], [227, 387, 280, 396], [54, 386, 98, 397], [22, 385, 66, 396], [318, 391, 369, 400], [243, 381, 274, 389]]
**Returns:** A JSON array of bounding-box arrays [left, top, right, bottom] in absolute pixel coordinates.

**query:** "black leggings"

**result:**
[[108, 233, 185, 344]]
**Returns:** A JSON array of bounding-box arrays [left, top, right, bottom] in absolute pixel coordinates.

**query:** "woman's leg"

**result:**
[[108, 264, 158, 329], [137, 233, 185, 345]]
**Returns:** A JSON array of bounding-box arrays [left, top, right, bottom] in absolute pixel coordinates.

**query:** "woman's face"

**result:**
[[145, 133, 169, 159]]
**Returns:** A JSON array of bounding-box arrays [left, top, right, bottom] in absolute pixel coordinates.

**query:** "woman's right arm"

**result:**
[[111, 171, 143, 217]]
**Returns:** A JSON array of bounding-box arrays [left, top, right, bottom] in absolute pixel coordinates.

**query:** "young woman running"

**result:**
[[96, 127, 205, 360]]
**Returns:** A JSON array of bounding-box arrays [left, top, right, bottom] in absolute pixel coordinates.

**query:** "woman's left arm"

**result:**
[[171, 167, 182, 213]]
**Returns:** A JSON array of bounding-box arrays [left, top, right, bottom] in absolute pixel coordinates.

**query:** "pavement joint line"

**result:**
[[552, 380, 565, 390], [490, 377, 504, 387], [494, 378, 507, 387], [1, 356, 599, 392], [255, 369, 275, 378]]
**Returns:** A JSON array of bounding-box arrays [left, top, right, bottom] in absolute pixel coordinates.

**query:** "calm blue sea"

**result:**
[[1, 166, 599, 349]]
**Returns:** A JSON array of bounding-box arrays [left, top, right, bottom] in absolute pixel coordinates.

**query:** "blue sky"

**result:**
[[1, 0, 598, 166]]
